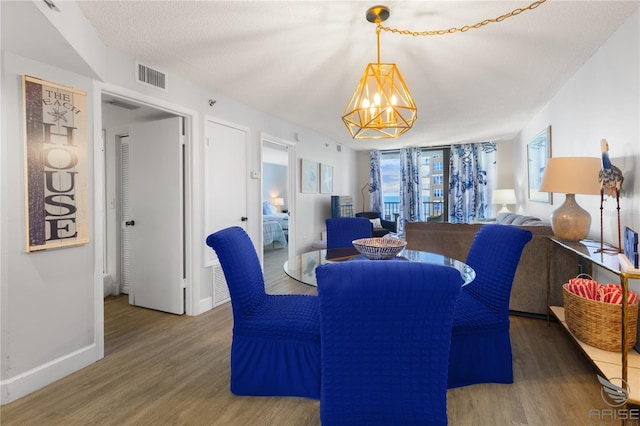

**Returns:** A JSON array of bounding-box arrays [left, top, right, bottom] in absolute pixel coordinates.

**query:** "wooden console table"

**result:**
[[548, 238, 640, 406]]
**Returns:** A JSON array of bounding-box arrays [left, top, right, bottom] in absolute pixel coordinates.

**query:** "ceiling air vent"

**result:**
[[136, 62, 167, 91]]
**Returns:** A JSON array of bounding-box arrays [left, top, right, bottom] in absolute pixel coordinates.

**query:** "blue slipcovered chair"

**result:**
[[448, 224, 533, 389], [325, 217, 373, 249], [316, 261, 463, 425], [205, 226, 320, 399]]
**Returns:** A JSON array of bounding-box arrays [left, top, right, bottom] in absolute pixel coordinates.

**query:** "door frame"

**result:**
[[93, 83, 200, 360], [260, 133, 297, 263]]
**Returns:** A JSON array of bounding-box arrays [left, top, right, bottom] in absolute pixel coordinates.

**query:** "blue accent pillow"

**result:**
[[263, 201, 277, 215]]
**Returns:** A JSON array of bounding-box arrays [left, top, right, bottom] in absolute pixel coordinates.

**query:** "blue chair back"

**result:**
[[316, 261, 463, 425], [465, 224, 532, 315], [205, 226, 266, 319], [325, 217, 373, 249]]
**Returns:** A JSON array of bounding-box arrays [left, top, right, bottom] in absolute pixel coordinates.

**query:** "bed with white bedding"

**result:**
[[263, 221, 287, 247], [263, 201, 288, 247], [263, 213, 288, 231]]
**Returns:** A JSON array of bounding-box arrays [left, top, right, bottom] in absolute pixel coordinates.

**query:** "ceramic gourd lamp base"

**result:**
[[550, 193, 591, 242]]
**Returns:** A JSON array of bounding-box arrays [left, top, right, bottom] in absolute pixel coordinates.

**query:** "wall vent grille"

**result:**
[[136, 62, 167, 91], [213, 264, 230, 307]]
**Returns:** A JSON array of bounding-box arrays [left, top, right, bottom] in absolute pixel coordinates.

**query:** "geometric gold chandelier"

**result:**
[[342, 6, 417, 139], [342, 1, 547, 139]]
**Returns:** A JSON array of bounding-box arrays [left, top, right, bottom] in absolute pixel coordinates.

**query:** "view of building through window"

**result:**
[[420, 149, 446, 220], [380, 149, 448, 222]]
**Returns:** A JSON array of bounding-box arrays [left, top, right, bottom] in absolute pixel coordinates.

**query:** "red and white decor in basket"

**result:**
[[562, 276, 639, 351]]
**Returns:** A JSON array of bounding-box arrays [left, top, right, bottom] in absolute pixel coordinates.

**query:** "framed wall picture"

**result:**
[[527, 126, 552, 203], [301, 159, 318, 193], [22, 75, 89, 252], [320, 163, 333, 194]]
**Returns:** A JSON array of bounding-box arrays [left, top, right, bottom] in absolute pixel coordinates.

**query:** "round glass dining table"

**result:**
[[283, 248, 475, 287]]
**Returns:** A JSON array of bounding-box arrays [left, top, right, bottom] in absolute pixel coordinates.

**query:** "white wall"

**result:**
[[1, 50, 99, 403], [1, 0, 357, 403], [514, 8, 639, 244], [294, 141, 358, 247]]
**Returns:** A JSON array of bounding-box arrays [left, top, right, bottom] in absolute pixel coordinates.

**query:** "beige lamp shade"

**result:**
[[271, 197, 285, 206], [539, 157, 602, 195], [539, 157, 601, 241]]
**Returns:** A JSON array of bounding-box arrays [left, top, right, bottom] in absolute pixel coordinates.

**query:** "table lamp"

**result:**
[[271, 197, 285, 211], [539, 157, 601, 241], [492, 189, 517, 214]]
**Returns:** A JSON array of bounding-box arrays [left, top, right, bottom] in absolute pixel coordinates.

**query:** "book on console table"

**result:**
[[623, 226, 639, 269]]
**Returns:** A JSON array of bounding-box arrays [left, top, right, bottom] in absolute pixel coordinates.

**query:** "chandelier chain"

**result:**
[[378, 0, 547, 37]]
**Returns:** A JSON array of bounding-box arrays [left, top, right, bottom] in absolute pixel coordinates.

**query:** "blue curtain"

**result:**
[[449, 142, 497, 223], [399, 147, 423, 233], [369, 151, 384, 214]]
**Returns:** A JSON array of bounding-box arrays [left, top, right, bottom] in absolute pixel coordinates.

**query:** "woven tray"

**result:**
[[562, 284, 638, 352]]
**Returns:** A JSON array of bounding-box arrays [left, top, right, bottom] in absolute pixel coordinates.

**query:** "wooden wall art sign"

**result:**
[[22, 75, 89, 252]]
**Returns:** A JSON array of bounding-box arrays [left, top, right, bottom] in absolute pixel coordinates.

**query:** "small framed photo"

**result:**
[[527, 126, 552, 203], [320, 163, 333, 194], [301, 159, 318, 193]]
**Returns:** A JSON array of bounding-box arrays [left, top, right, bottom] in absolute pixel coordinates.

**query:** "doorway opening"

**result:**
[[260, 135, 297, 271], [101, 92, 187, 321]]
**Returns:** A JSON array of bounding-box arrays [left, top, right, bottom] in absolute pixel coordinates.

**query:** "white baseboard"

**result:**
[[0, 344, 97, 405], [194, 296, 213, 316]]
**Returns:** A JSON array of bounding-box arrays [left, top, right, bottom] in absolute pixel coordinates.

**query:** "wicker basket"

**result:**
[[352, 237, 407, 260], [562, 284, 638, 352]]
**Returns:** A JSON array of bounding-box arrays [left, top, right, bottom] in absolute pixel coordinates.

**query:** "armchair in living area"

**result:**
[[355, 212, 397, 237]]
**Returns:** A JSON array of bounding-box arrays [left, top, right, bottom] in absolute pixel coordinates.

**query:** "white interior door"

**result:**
[[128, 116, 184, 314], [205, 119, 248, 239]]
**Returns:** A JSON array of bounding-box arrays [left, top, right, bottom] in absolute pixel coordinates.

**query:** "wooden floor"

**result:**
[[1, 247, 617, 425]]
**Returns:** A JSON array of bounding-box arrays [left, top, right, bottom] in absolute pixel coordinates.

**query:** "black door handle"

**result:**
[[241, 217, 248, 222], [125, 220, 135, 226]]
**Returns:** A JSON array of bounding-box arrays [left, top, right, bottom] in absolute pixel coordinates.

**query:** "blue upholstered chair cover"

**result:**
[[316, 261, 463, 425], [205, 226, 320, 399], [448, 224, 533, 389], [325, 217, 373, 249]]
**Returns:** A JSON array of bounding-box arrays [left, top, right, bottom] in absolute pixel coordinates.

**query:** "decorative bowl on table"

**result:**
[[352, 237, 407, 260]]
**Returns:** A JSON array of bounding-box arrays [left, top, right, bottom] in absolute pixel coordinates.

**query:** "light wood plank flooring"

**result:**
[[0, 247, 619, 425]]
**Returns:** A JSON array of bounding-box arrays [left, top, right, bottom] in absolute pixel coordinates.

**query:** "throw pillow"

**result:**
[[263, 201, 277, 215], [369, 218, 383, 229]]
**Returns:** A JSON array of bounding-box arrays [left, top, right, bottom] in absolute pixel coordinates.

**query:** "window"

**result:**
[[378, 148, 449, 222]]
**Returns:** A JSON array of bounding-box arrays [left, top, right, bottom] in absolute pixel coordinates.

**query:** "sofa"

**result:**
[[404, 214, 579, 316]]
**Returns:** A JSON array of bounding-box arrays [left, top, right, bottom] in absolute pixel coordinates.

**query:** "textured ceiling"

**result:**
[[77, 1, 639, 151]]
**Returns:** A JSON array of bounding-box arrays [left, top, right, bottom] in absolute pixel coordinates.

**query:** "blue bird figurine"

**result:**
[[598, 138, 623, 197]]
